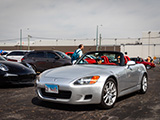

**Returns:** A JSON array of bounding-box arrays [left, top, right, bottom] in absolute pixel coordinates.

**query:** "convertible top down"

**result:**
[[36, 51, 148, 109]]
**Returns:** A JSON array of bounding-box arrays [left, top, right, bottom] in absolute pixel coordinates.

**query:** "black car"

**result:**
[[0, 56, 36, 85], [21, 50, 72, 73]]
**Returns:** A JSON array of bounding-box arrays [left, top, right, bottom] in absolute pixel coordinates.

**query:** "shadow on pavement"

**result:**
[[0, 84, 34, 89], [32, 92, 138, 111]]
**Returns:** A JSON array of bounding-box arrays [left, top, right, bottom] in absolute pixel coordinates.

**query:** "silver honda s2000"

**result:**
[[36, 51, 148, 109]]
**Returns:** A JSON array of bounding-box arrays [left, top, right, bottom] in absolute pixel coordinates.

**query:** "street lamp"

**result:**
[[28, 35, 32, 50], [96, 25, 102, 51], [114, 38, 117, 51], [148, 31, 151, 56], [20, 29, 22, 50]]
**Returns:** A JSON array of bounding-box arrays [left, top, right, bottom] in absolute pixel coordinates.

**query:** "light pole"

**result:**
[[114, 38, 117, 51], [96, 25, 102, 51], [96, 25, 98, 51], [148, 31, 151, 56], [28, 35, 32, 50], [99, 34, 102, 50], [20, 29, 22, 50]]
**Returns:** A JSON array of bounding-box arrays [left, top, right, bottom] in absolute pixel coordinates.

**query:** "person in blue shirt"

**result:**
[[71, 44, 84, 64]]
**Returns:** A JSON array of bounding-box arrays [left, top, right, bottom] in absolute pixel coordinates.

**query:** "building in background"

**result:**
[[0, 31, 160, 59]]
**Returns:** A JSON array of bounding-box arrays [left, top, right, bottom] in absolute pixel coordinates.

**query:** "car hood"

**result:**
[[0, 61, 35, 75], [42, 64, 117, 80]]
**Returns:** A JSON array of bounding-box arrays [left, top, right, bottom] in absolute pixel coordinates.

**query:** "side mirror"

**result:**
[[127, 61, 136, 66]]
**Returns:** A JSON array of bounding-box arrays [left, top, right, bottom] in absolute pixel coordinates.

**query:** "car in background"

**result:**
[[153, 57, 160, 64], [65, 52, 74, 58], [36, 51, 148, 109], [0, 56, 36, 85], [6, 50, 30, 62], [22, 50, 72, 73], [130, 57, 155, 70]]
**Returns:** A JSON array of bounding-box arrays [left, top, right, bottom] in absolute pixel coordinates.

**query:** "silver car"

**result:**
[[36, 51, 148, 109]]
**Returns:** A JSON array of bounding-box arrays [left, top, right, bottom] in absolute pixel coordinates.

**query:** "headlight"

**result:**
[[74, 76, 100, 85], [0, 64, 9, 71]]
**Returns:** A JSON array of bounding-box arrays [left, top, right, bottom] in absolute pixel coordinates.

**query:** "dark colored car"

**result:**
[[0, 56, 36, 85], [21, 50, 72, 73], [130, 57, 155, 70]]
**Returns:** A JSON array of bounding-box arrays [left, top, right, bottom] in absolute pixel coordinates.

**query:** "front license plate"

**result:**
[[45, 84, 59, 94]]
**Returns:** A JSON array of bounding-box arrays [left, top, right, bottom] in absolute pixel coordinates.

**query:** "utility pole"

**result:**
[[99, 34, 102, 50], [28, 35, 32, 50], [148, 31, 151, 56], [114, 38, 117, 51], [96, 25, 98, 51], [20, 29, 22, 50]]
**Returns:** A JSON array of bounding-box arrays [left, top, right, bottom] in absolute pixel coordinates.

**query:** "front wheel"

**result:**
[[100, 78, 117, 109], [139, 74, 148, 94]]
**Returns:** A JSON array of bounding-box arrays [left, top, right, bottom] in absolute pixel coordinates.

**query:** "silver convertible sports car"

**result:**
[[36, 51, 148, 109]]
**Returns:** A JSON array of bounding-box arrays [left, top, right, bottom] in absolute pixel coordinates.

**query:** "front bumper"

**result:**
[[36, 82, 103, 105], [0, 73, 36, 84]]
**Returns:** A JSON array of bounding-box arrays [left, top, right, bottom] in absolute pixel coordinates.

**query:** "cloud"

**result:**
[[0, 0, 160, 42]]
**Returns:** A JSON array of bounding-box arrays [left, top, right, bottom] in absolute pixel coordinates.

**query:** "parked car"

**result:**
[[0, 56, 36, 85], [65, 52, 74, 58], [130, 57, 155, 70], [153, 57, 160, 64], [36, 51, 148, 109], [6, 50, 30, 62], [22, 50, 72, 73]]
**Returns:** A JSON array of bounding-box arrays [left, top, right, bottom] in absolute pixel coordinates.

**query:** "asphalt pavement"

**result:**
[[0, 65, 160, 120]]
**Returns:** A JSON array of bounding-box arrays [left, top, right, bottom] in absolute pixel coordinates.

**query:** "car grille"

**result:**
[[40, 88, 72, 99]]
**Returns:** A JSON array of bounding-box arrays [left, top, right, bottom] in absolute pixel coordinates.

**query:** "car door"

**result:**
[[118, 64, 140, 93], [125, 64, 140, 87], [33, 51, 48, 72], [45, 52, 63, 69]]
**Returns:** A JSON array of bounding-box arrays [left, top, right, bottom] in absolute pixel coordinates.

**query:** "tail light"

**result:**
[[7, 59, 18, 62], [21, 57, 25, 62]]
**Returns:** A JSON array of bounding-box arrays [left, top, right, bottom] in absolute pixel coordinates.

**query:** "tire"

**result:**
[[146, 65, 151, 70], [100, 78, 117, 109], [139, 74, 148, 94]]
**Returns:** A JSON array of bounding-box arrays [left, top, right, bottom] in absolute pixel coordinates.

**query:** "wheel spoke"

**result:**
[[108, 96, 113, 105], [109, 83, 114, 89], [104, 96, 109, 103], [103, 81, 117, 106], [142, 77, 147, 92]]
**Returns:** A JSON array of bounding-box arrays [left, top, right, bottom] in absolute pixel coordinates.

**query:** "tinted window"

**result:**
[[56, 51, 70, 59], [27, 52, 36, 57], [35, 52, 45, 58], [47, 52, 57, 58]]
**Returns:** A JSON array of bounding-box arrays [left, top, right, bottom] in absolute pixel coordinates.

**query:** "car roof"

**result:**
[[31, 50, 62, 52]]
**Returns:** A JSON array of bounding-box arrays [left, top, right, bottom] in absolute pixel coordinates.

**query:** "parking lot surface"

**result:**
[[0, 66, 160, 120]]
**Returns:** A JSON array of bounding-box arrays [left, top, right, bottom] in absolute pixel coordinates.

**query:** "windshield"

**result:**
[[0, 56, 7, 61], [76, 51, 125, 66], [56, 51, 71, 59]]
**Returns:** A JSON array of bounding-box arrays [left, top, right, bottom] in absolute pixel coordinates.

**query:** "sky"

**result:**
[[0, 0, 160, 42]]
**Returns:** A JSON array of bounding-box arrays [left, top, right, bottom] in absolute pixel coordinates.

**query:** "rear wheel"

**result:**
[[140, 74, 148, 94], [100, 78, 117, 109]]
